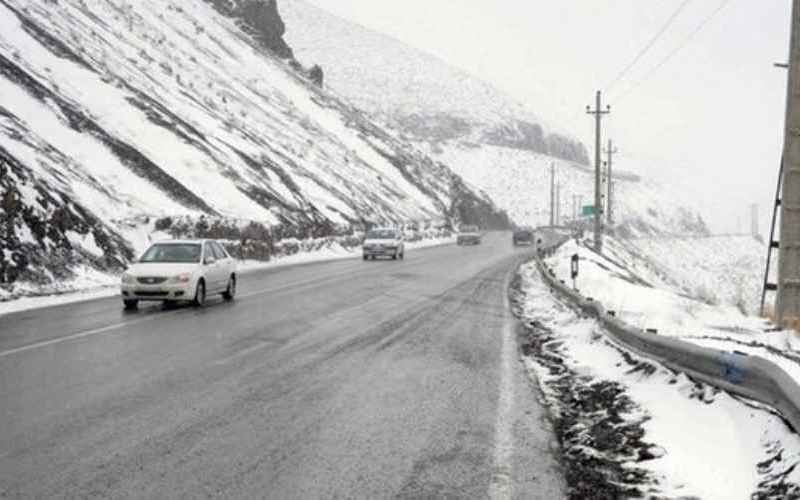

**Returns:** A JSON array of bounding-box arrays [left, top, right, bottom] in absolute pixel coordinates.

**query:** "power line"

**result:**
[[554, 0, 696, 133], [603, 0, 694, 93], [610, 0, 734, 105]]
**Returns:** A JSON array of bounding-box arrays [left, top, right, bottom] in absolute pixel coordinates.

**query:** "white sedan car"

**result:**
[[362, 228, 405, 260], [120, 239, 237, 310]]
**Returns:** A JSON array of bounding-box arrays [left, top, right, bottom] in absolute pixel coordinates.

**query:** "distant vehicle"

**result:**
[[363, 228, 405, 260], [513, 228, 535, 246], [457, 225, 482, 245], [120, 239, 237, 310]]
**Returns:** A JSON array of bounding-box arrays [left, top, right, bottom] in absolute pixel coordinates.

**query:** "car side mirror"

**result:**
[[204, 257, 216, 265]]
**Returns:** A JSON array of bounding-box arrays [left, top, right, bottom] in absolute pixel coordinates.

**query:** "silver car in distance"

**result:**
[[362, 228, 405, 260], [120, 239, 237, 310]]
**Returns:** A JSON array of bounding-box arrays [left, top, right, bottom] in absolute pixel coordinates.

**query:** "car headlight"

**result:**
[[168, 273, 192, 284], [121, 272, 135, 284]]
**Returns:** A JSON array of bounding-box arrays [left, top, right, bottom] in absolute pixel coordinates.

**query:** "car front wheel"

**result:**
[[223, 275, 236, 301], [123, 299, 138, 310], [193, 280, 206, 307]]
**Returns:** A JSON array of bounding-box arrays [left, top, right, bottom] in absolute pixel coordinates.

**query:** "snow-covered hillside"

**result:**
[[627, 234, 767, 315], [282, 0, 714, 238], [0, 0, 507, 295], [281, 0, 588, 165], [435, 143, 709, 236]]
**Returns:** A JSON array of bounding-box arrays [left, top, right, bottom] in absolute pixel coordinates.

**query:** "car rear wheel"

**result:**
[[223, 275, 236, 301], [193, 280, 206, 307], [123, 299, 138, 310]]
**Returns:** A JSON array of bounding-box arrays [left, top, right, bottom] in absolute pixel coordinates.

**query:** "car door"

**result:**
[[211, 242, 230, 292], [202, 242, 221, 292], [212, 242, 233, 288]]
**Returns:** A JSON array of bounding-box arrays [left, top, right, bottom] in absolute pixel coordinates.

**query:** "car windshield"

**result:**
[[139, 243, 202, 263], [366, 230, 396, 239], [461, 226, 479, 233]]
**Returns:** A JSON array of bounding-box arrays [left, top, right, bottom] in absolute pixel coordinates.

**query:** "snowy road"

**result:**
[[0, 232, 563, 498]]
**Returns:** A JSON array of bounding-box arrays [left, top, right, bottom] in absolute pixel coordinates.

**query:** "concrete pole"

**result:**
[[556, 183, 561, 226], [777, 0, 800, 327], [605, 140, 618, 225], [572, 195, 578, 221], [549, 163, 555, 227], [587, 91, 610, 252]]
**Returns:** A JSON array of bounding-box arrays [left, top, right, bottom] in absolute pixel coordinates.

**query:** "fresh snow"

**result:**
[[282, 0, 553, 134], [542, 235, 800, 383], [517, 260, 800, 498], [435, 143, 708, 235]]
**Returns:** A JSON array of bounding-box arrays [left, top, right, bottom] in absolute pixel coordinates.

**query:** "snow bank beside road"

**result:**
[[514, 262, 800, 498], [544, 236, 800, 386]]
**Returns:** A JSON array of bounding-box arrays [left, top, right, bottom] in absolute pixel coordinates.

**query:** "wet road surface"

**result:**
[[0, 232, 564, 499]]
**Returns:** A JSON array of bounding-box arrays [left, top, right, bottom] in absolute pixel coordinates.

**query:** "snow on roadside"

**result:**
[[513, 262, 800, 499], [628, 235, 768, 316], [0, 236, 455, 317], [544, 236, 800, 387]]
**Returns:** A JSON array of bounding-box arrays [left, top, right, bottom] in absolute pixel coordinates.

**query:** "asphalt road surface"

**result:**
[[0, 232, 564, 499]]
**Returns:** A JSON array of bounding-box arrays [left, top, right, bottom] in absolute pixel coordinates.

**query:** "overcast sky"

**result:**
[[302, 0, 791, 233]]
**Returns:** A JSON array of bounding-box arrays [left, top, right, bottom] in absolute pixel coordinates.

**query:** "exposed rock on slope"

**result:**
[[205, 0, 294, 59]]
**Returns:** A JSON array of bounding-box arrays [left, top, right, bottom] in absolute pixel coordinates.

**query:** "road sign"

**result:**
[[582, 205, 596, 217]]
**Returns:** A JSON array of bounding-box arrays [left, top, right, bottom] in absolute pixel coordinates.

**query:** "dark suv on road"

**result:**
[[512, 228, 535, 246]]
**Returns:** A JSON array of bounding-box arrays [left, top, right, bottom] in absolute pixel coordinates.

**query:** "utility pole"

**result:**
[[587, 91, 611, 252], [572, 195, 578, 221], [777, 0, 800, 327], [556, 183, 561, 226], [604, 140, 618, 225], [549, 163, 556, 227]]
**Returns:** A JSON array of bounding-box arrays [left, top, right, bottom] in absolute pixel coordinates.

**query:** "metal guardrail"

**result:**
[[534, 240, 800, 432]]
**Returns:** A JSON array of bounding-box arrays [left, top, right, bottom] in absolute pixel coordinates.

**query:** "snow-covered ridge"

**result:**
[[281, 0, 717, 236], [0, 0, 507, 293], [281, 0, 589, 165]]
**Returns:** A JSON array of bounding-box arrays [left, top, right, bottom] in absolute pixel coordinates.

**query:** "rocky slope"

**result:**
[[0, 0, 507, 295], [205, 0, 293, 59]]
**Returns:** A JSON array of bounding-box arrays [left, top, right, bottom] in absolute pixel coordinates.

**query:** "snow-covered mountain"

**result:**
[[282, 0, 710, 237], [281, 0, 589, 166], [0, 0, 508, 292]]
